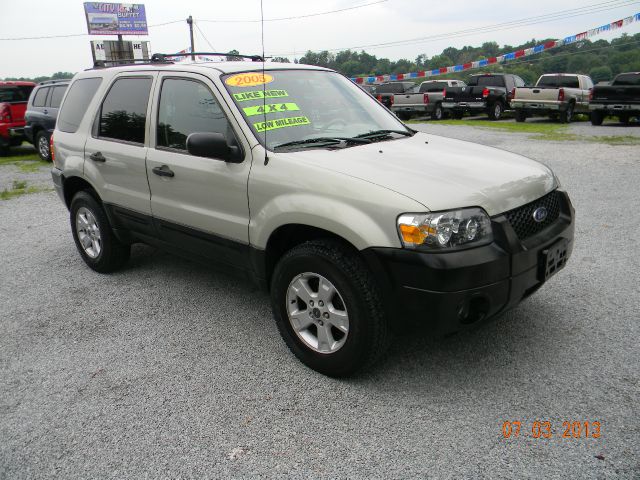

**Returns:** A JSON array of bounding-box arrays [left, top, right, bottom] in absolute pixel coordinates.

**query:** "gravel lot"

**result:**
[[1, 123, 639, 479]]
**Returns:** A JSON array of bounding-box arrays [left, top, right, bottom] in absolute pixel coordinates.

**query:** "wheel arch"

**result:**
[[258, 223, 362, 291], [63, 175, 101, 209]]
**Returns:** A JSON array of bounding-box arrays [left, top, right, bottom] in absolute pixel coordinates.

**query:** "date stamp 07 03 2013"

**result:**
[[502, 421, 601, 439]]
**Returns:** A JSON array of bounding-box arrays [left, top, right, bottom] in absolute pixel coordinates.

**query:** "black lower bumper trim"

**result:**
[[362, 190, 575, 335]]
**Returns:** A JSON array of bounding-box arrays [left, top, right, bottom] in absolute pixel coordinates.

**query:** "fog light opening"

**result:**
[[458, 296, 490, 325]]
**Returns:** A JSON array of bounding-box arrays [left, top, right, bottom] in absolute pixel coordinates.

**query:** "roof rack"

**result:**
[[90, 52, 264, 70], [38, 78, 73, 85], [92, 57, 172, 69], [151, 52, 264, 62]]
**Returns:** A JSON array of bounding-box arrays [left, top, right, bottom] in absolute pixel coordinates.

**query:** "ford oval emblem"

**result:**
[[533, 207, 548, 223]]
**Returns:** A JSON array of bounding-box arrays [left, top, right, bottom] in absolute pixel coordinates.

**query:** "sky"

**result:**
[[1, 0, 639, 78]]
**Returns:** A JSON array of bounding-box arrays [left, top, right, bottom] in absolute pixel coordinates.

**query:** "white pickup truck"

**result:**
[[392, 80, 466, 121], [511, 74, 594, 123]]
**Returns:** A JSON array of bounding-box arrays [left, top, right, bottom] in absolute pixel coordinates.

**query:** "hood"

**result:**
[[276, 132, 556, 216]]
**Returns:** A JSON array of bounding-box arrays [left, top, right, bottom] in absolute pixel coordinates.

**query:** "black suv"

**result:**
[[24, 79, 70, 161]]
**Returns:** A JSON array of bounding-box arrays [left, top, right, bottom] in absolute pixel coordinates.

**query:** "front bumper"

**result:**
[[362, 190, 574, 335]]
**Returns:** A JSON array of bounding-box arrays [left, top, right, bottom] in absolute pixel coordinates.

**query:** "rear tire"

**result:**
[[270, 239, 389, 377], [430, 104, 443, 121], [488, 102, 503, 120], [70, 191, 130, 273], [515, 110, 527, 123], [590, 111, 604, 126], [35, 131, 51, 162]]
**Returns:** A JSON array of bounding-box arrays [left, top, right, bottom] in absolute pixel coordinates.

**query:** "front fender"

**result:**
[[250, 193, 401, 251]]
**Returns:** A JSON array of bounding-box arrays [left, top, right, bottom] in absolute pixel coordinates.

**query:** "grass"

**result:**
[[0, 179, 52, 201], [0, 146, 50, 172], [408, 118, 640, 145]]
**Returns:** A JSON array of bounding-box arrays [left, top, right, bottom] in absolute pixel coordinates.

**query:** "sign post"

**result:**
[[84, 2, 150, 64]]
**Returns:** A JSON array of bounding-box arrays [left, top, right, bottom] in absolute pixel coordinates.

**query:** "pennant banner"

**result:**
[[350, 12, 640, 84]]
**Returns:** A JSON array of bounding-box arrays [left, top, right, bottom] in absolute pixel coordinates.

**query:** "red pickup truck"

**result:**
[[0, 81, 36, 154]]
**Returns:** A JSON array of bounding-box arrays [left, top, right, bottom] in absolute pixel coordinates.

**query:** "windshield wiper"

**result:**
[[273, 137, 371, 150], [355, 129, 414, 139]]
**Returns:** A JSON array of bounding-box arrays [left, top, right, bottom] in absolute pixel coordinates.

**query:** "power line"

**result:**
[[198, 0, 387, 23], [194, 21, 217, 51], [271, 0, 640, 55], [0, 19, 184, 41]]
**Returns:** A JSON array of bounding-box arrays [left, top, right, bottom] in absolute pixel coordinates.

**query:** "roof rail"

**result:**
[[91, 57, 173, 69], [38, 78, 73, 85], [152, 52, 264, 62]]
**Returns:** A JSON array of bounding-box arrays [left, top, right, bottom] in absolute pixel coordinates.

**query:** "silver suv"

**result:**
[[51, 59, 575, 376]]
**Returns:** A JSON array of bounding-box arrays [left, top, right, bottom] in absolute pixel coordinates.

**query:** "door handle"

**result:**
[[89, 152, 106, 162], [152, 165, 175, 178], [43, 109, 48, 115]]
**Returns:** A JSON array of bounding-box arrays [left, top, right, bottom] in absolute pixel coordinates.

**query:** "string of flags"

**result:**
[[350, 12, 640, 84]]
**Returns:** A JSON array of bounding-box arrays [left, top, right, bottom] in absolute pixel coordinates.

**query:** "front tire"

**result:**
[[70, 191, 130, 273], [271, 240, 389, 377], [35, 131, 51, 162]]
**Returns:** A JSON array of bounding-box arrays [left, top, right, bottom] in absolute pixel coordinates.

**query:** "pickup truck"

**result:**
[[442, 73, 525, 120], [0, 81, 36, 154], [511, 74, 594, 123], [374, 81, 416, 109], [589, 72, 640, 125], [392, 79, 466, 121]]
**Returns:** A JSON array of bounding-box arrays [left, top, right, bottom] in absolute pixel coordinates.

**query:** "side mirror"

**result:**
[[186, 132, 242, 163]]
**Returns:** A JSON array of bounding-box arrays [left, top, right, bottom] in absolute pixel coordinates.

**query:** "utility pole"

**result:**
[[187, 16, 195, 60]]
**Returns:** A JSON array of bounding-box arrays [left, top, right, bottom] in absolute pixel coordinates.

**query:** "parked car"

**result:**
[[359, 84, 377, 95], [0, 81, 36, 155], [442, 73, 526, 120], [51, 60, 574, 376], [392, 79, 466, 121], [589, 72, 640, 125], [511, 74, 593, 123], [24, 79, 71, 161], [374, 81, 415, 109]]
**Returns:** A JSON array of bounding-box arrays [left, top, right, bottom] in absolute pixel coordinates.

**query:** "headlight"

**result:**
[[397, 208, 493, 251]]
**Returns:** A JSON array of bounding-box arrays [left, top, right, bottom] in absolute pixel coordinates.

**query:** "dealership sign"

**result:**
[[84, 3, 148, 35]]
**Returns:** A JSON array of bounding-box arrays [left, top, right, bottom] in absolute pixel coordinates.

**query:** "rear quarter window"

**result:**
[[32, 87, 49, 107], [49, 86, 68, 108], [57, 78, 103, 133]]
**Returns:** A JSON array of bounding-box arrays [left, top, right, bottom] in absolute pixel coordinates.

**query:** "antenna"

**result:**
[[261, 0, 269, 166]]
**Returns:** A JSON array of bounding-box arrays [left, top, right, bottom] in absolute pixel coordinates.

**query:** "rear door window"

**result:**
[[49, 86, 67, 108], [99, 77, 152, 144], [32, 87, 49, 107], [58, 78, 103, 133]]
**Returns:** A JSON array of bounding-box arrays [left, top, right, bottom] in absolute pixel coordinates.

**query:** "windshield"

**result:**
[[537, 75, 580, 88], [223, 69, 410, 150]]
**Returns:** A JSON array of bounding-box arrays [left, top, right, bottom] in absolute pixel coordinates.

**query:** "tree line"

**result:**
[[4, 33, 639, 84], [292, 33, 640, 84]]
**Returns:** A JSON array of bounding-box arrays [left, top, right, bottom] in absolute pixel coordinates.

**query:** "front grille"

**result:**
[[504, 190, 560, 240]]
